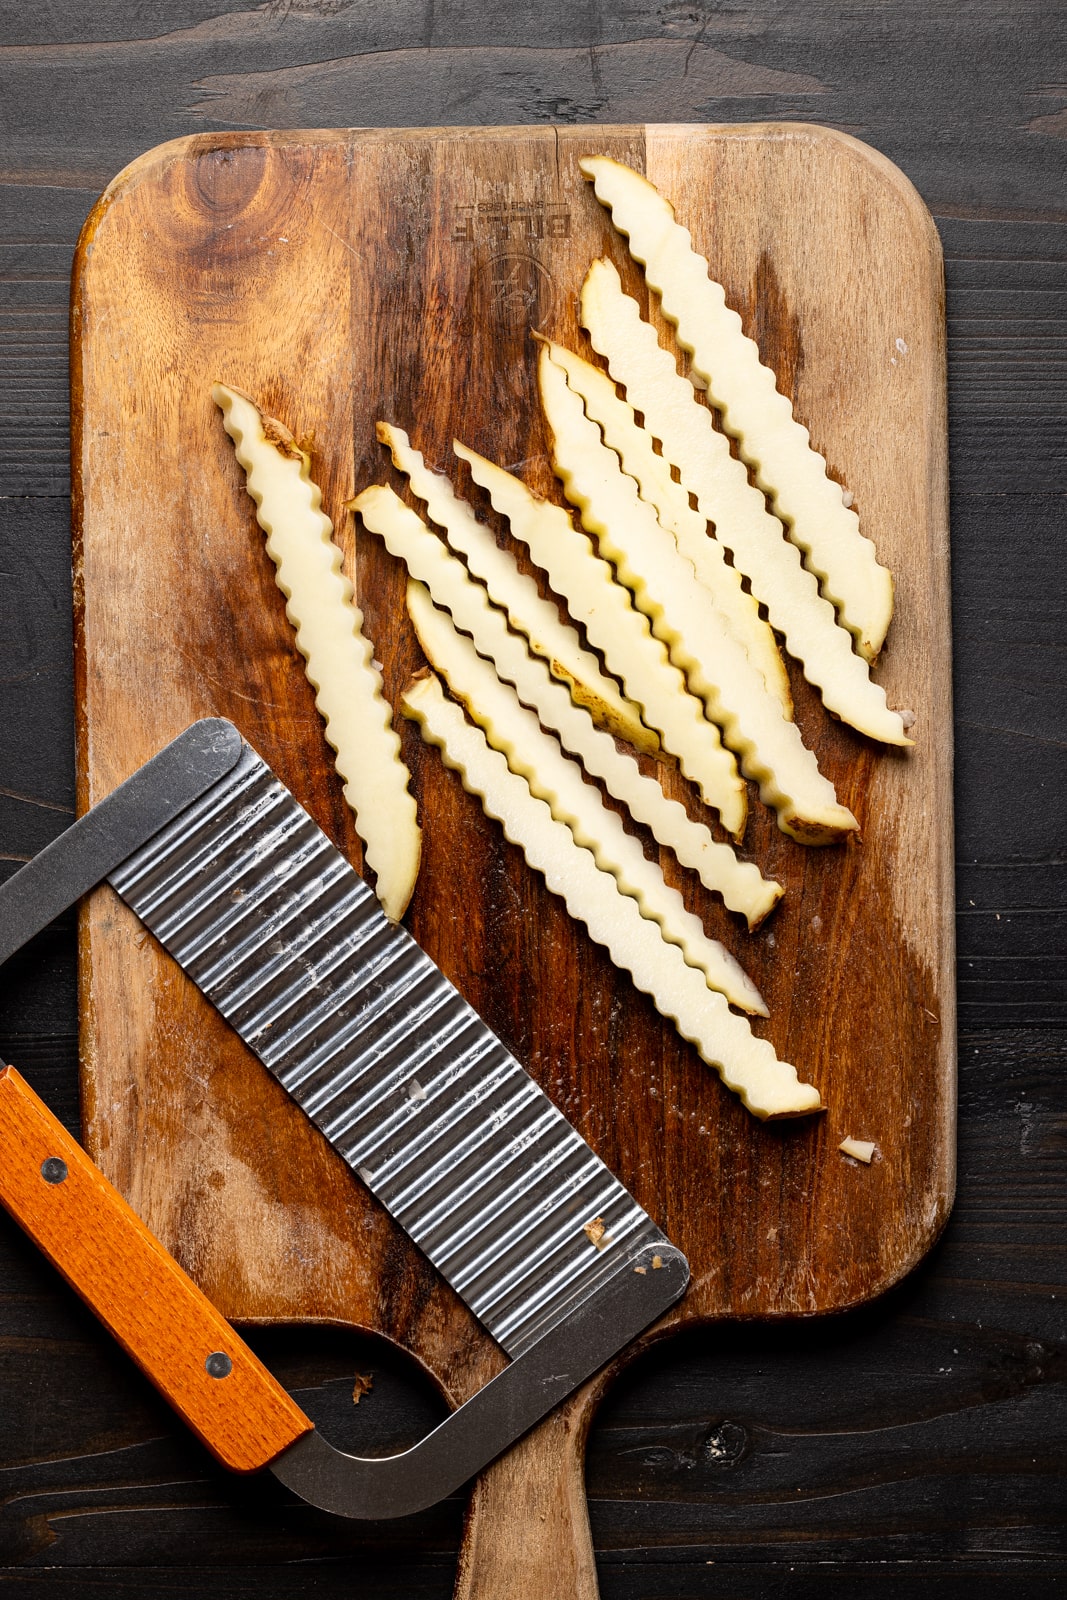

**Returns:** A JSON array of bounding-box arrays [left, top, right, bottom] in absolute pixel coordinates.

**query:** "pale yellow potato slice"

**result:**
[[580, 259, 911, 747], [375, 422, 656, 757], [580, 156, 895, 663], [839, 1137, 877, 1163], [213, 384, 420, 921], [351, 485, 779, 926], [540, 343, 792, 718], [401, 672, 823, 1120], [540, 349, 858, 846], [408, 582, 766, 1014], [449, 433, 747, 839]]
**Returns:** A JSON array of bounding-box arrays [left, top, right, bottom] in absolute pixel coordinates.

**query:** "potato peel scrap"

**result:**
[[350, 485, 779, 926], [408, 583, 766, 1014], [376, 422, 656, 757], [213, 384, 420, 922], [542, 342, 792, 719], [401, 672, 823, 1120], [579, 156, 896, 664], [581, 262, 910, 750], [539, 349, 859, 846]]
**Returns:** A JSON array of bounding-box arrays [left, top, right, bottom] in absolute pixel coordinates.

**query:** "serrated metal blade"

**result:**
[[109, 740, 672, 1357]]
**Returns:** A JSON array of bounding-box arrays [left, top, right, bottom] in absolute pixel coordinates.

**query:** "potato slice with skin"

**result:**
[[351, 485, 780, 926], [449, 437, 746, 839], [580, 260, 911, 748], [402, 672, 823, 1120], [375, 422, 656, 758], [408, 581, 766, 1014], [540, 348, 858, 846], [540, 344, 792, 719], [579, 156, 895, 663], [213, 384, 420, 922]]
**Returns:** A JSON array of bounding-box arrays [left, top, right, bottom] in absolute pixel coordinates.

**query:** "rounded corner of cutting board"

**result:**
[[807, 122, 944, 263], [647, 120, 944, 268], [72, 131, 340, 277], [74, 136, 203, 261], [832, 1179, 957, 1317]]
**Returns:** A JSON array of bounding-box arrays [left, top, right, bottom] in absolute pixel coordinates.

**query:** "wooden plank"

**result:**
[[0, 1025, 1062, 1588], [2, 0, 1064, 500], [0, 0, 1061, 1588], [2, 1, 1065, 218], [71, 121, 952, 1596]]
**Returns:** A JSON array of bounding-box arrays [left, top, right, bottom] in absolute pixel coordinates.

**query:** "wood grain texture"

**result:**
[[454, 1384, 604, 1600], [70, 120, 952, 1595], [0, 0, 1063, 1588], [0, 1066, 312, 1473], [3, 0, 1064, 503], [0, 1030, 1061, 1592]]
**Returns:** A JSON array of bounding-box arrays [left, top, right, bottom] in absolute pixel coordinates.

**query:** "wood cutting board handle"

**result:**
[[0, 1065, 314, 1475], [454, 1382, 604, 1600]]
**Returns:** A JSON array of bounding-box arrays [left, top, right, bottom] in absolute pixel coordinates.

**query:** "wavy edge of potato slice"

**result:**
[[538, 348, 860, 847], [579, 259, 911, 749], [542, 340, 793, 720], [213, 383, 420, 922], [579, 154, 896, 664], [453, 422, 747, 838], [407, 581, 767, 1015], [401, 671, 824, 1121], [375, 421, 658, 758], [350, 483, 781, 927]]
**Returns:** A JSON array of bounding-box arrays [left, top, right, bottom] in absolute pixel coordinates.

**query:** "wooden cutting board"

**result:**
[[71, 123, 952, 1597]]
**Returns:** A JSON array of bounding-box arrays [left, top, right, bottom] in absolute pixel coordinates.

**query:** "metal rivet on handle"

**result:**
[[40, 1157, 68, 1185], [205, 1351, 233, 1379]]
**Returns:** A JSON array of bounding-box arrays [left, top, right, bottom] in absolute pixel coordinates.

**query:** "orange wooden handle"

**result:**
[[0, 1065, 313, 1473]]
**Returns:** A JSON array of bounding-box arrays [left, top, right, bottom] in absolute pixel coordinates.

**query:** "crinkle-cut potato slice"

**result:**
[[452, 430, 747, 840], [542, 343, 792, 719], [408, 582, 766, 1015], [374, 422, 656, 758], [580, 259, 911, 748], [401, 672, 823, 1121], [579, 155, 895, 664], [350, 485, 779, 926], [539, 349, 858, 846], [213, 384, 420, 922]]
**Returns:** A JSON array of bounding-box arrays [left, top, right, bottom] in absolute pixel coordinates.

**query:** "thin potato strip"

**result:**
[[542, 343, 792, 717], [213, 384, 420, 921], [580, 259, 911, 746], [350, 485, 779, 925], [451, 435, 746, 838], [401, 673, 823, 1120], [540, 348, 858, 846], [408, 583, 766, 1014], [375, 422, 656, 757], [580, 156, 895, 662]]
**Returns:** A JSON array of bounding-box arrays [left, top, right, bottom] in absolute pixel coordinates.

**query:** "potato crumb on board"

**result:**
[[583, 1217, 611, 1249], [351, 1373, 374, 1404], [839, 1137, 877, 1163]]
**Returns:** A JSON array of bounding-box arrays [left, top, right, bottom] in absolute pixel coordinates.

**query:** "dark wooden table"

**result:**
[[1, 4, 1064, 1596]]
